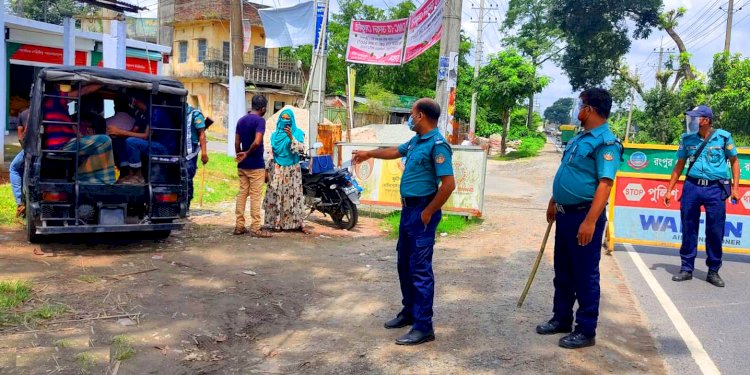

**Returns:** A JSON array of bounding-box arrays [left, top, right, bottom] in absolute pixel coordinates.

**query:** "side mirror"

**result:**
[[312, 142, 324, 150]]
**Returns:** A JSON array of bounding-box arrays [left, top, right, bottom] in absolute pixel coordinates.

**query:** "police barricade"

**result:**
[[609, 143, 750, 255], [335, 143, 488, 217]]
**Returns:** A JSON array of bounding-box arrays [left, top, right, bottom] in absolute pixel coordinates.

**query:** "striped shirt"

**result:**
[[43, 92, 75, 150]]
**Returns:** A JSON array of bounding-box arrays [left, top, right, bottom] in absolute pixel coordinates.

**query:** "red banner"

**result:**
[[10, 44, 87, 66], [345, 19, 407, 66], [96, 57, 158, 75], [403, 0, 443, 63]]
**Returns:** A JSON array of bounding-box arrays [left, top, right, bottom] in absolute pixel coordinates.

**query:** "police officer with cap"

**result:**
[[353, 98, 456, 346], [663, 105, 740, 287], [536, 88, 622, 349]]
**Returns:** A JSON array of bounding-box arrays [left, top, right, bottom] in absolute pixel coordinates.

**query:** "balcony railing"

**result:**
[[202, 47, 302, 89]]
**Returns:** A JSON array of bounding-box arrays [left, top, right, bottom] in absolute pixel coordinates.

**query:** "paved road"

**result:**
[[614, 244, 750, 375]]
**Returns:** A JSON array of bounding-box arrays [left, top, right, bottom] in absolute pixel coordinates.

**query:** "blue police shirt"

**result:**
[[552, 123, 622, 205], [677, 129, 738, 181], [397, 128, 454, 198]]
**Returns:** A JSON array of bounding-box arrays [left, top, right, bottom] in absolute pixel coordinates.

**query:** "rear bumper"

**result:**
[[36, 222, 183, 235]]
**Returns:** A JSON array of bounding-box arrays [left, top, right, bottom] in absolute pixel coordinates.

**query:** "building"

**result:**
[[167, 0, 304, 138]]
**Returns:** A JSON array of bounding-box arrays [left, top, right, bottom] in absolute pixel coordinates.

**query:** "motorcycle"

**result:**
[[301, 144, 362, 230]]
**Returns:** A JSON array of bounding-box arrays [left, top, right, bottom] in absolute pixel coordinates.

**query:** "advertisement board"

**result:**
[[610, 144, 750, 255], [336, 143, 487, 217], [345, 19, 408, 66], [403, 0, 443, 63], [7, 43, 87, 66]]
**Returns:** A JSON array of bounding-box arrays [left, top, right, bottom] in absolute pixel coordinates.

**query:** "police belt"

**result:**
[[401, 194, 436, 208], [686, 177, 722, 187], [555, 202, 592, 214]]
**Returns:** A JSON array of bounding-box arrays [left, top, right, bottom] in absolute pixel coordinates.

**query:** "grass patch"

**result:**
[[196, 152, 240, 205], [31, 303, 67, 320], [380, 212, 481, 239], [111, 335, 135, 361], [77, 275, 99, 284], [206, 134, 226, 143], [0, 184, 20, 226], [494, 136, 546, 161], [0, 280, 32, 310], [54, 339, 72, 349], [74, 352, 95, 373]]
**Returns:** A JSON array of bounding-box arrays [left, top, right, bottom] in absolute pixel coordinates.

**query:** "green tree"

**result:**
[[503, 0, 563, 128], [9, 0, 90, 25], [709, 54, 750, 137], [474, 50, 549, 154], [356, 82, 399, 118], [549, 0, 661, 89], [543, 97, 574, 125]]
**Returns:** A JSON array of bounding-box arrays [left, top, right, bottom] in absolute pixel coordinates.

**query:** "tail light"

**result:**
[[154, 193, 179, 203], [42, 191, 68, 202]]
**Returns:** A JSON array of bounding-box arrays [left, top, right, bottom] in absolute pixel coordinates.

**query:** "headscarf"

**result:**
[[271, 108, 305, 166]]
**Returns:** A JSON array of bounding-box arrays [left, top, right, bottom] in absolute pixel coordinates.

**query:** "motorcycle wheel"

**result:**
[[331, 197, 358, 230]]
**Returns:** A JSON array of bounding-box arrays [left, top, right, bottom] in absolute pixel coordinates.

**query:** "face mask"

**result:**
[[685, 116, 701, 135], [571, 98, 584, 126], [407, 116, 416, 131]]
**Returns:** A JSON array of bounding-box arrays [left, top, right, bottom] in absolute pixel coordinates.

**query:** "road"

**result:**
[[614, 244, 750, 375]]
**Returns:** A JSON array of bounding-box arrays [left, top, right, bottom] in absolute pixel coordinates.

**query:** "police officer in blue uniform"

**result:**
[[353, 98, 456, 346], [663, 105, 740, 287], [536, 88, 622, 349]]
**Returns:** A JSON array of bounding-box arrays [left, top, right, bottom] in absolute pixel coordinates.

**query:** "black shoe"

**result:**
[[395, 329, 435, 346], [536, 320, 572, 335], [672, 271, 693, 282], [384, 315, 413, 329], [559, 332, 595, 349], [706, 271, 725, 287]]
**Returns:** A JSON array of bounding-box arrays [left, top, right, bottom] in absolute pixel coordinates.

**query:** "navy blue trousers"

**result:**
[[396, 205, 441, 333], [552, 210, 606, 338], [187, 155, 198, 207], [679, 180, 725, 273]]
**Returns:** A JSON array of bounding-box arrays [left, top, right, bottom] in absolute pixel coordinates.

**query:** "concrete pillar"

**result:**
[[103, 18, 126, 69], [62, 17, 75, 65]]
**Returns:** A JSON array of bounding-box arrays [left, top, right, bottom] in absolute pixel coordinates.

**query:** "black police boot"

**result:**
[[706, 271, 725, 287], [536, 320, 572, 335], [395, 329, 435, 345], [672, 271, 693, 282], [384, 314, 413, 329], [559, 332, 595, 349]]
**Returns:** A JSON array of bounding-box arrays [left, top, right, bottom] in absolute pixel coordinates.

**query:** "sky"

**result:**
[[136, 0, 750, 113]]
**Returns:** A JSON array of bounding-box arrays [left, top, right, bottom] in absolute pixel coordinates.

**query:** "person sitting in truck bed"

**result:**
[[43, 83, 116, 185], [107, 97, 167, 185]]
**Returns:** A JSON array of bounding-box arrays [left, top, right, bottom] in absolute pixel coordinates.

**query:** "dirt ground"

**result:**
[[0, 143, 667, 374]]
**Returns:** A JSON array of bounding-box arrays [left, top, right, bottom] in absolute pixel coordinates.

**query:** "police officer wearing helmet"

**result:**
[[353, 98, 456, 346], [537, 88, 623, 349], [663, 105, 740, 287]]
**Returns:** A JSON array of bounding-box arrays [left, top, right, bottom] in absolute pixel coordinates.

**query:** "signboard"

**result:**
[[621, 145, 750, 180], [403, 0, 443, 63], [337, 143, 487, 217], [345, 19, 407, 66], [610, 144, 750, 255], [92, 52, 158, 75], [7, 43, 86, 66], [314, 3, 328, 52]]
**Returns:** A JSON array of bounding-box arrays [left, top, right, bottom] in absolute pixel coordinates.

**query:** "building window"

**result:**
[[197, 39, 207, 62], [222, 42, 230, 62], [254, 47, 268, 66], [178, 41, 188, 63], [273, 101, 285, 114]]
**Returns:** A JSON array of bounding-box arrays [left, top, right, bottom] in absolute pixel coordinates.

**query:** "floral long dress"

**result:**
[[263, 139, 306, 230]]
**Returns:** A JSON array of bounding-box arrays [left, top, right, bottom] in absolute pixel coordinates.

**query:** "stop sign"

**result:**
[[623, 183, 645, 202]]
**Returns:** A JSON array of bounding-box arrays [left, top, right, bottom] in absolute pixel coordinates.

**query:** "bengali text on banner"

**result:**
[[345, 19, 408, 66]]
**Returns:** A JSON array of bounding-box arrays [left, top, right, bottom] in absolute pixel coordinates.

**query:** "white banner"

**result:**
[[258, 2, 316, 48], [403, 0, 443, 63]]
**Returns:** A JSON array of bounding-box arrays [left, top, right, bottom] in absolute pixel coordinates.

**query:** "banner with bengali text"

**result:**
[[403, 0, 443, 63], [345, 19, 407, 66]]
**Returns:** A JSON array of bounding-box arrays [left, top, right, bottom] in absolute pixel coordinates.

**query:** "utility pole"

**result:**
[[656, 37, 664, 75], [468, 0, 484, 140], [227, 0, 245, 156], [308, 0, 330, 155], [725, 0, 735, 53], [435, 0, 463, 138], [625, 68, 638, 143]]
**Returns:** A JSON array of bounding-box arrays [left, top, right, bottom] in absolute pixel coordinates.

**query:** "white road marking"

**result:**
[[623, 244, 721, 375]]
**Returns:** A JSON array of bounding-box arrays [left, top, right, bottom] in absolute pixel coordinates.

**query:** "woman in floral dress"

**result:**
[[263, 109, 308, 232]]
